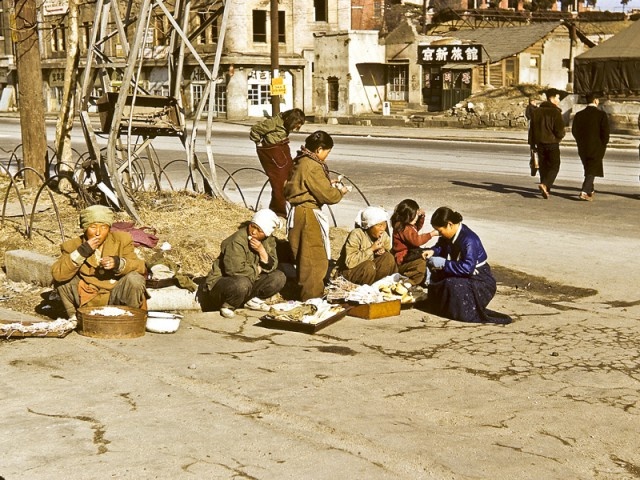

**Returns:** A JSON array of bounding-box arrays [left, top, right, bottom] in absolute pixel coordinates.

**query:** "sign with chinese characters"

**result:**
[[418, 45, 483, 64]]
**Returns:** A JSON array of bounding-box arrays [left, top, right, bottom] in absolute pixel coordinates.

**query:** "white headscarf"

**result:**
[[356, 206, 388, 230], [251, 209, 281, 237]]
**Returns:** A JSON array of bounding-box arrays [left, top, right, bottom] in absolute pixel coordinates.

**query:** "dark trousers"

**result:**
[[256, 140, 293, 218], [203, 271, 286, 310], [341, 252, 398, 285], [581, 174, 595, 194], [537, 143, 561, 190], [398, 258, 427, 286]]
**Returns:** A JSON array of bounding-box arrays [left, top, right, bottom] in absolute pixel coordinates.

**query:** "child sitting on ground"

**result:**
[[200, 209, 286, 318], [391, 199, 438, 286], [336, 206, 398, 285]]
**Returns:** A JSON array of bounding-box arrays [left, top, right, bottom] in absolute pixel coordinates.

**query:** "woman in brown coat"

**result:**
[[284, 131, 348, 300]]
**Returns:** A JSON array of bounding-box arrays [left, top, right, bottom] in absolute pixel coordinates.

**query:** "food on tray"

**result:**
[[88, 306, 134, 316], [264, 300, 345, 325]]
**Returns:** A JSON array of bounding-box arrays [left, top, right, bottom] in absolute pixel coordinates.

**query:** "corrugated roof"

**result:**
[[441, 23, 561, 63], [575, 19, 640, 60]]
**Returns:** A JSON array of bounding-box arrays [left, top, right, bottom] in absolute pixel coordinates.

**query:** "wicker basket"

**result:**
[[76, 305, 147, 339]]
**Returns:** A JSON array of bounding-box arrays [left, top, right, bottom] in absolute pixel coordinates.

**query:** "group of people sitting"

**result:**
[[200, 127, 511, 325], [51, 126, 511, 326]]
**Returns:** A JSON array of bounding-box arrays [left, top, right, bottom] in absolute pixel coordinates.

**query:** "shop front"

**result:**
[[418, 44, 482, 111]]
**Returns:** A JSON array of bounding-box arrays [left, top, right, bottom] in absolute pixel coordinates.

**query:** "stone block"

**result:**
[[147, 286, 201, 311], [5, 249, 55, 286]]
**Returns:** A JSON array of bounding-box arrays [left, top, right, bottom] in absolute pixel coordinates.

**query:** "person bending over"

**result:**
[[250, 108, 306, 217]]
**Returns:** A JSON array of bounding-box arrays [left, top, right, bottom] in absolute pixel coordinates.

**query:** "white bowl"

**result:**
[[145, 312, 182, 334]]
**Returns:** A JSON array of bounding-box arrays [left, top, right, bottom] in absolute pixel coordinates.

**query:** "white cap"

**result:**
[[250, 209, 281, 237], [357, 206, 388, 230]]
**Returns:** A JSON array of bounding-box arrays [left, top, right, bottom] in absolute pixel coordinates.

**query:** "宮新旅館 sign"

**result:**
[[418, 45, 483, 64]]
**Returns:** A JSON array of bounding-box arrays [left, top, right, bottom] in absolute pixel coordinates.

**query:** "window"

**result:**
[[249, 84, 270, 105], [505, 58, 516, 86], [314, 0, 327, 22], [0, 2, 5, 39], [197, 12, 217, 44], [373, 1, 382, 18], [327, 77, 339, 111], [278, 11, 285, 44], [80, 22, 92, 52], [51, 22, 66, 52], [155, 15, 169, 46], [253, 10, 267, 43]]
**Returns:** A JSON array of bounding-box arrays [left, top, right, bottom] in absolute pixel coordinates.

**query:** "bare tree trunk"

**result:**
[[13, 0, 47, 187], [55, 0, 80, 191]]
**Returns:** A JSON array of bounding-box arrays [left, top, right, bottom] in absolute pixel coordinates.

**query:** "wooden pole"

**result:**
[[270, 0, 280, 116], [12, 0, 47, 187]]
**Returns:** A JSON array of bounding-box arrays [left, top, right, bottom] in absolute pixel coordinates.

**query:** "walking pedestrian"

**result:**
[[525, 96, 539, 176], [249, 109, 306, 218], [571, 93, 610, 202], [284, 131, 348, 301], [528, 89, 566, 199], [524, 96, 538, 122]]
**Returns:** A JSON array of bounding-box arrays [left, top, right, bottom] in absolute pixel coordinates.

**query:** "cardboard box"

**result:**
[[348, 299, 401, 319]]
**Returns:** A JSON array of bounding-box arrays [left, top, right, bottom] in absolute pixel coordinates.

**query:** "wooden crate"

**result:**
[[348, 299, 401, 319]]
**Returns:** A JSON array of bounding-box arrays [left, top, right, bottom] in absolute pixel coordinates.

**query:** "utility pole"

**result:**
[[270, 0, 280, 116], [12, 0, 47, 188], [422, 0, 428, 35]]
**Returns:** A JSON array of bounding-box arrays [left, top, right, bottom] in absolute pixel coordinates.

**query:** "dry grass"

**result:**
[[0, 177, 349, 318]]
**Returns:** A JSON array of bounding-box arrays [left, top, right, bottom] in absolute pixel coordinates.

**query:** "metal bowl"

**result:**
[[145, 312, 182, 334]]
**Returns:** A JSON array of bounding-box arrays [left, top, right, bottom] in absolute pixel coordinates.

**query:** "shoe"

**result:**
[[538, 183, 549, 199], [220, 307, 235, 318], [530, 167, 538, 177], [244, 297, 270, 312], [579, 192, 593, 202]]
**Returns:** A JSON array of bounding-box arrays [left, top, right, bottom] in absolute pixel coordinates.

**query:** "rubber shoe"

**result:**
[[245, 297, 270, 312], [579, 192, 593, 202], [220, 307, 235, 318]]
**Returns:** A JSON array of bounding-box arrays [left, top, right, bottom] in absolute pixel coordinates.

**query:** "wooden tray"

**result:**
[[348, 299, 401, 319], [258, 305, 351, 334]]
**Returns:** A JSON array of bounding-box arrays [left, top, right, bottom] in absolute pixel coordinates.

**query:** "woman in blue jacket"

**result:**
[[423, 207, 511, 324]]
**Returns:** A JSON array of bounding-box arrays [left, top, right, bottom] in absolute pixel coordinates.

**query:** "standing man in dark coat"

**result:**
[[528, 89, 566, 199], [571, 93, 610, 201]]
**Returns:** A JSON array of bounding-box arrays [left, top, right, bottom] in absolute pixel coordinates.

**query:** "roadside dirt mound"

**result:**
[[464, 84, 547, 117]]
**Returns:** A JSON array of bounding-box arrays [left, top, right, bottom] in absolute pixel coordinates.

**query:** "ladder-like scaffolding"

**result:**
[[78, 0, 230, 222]]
